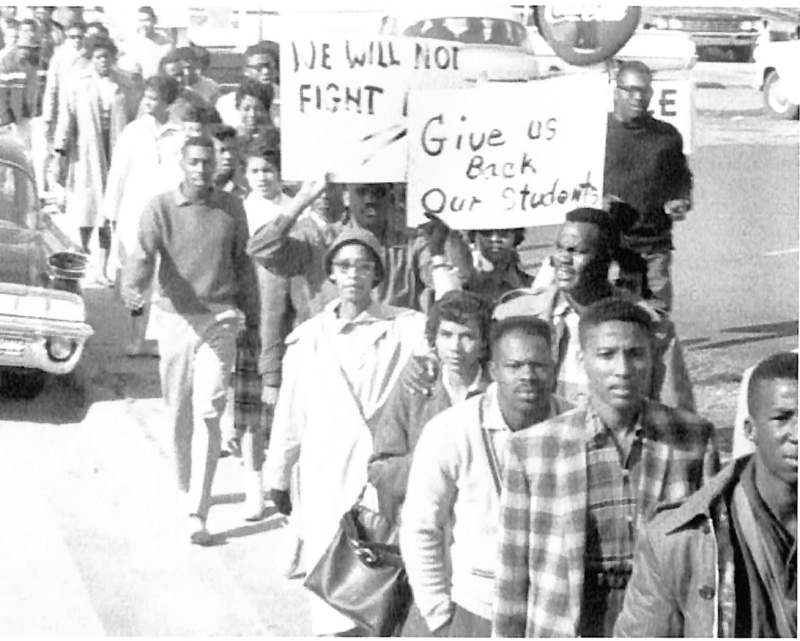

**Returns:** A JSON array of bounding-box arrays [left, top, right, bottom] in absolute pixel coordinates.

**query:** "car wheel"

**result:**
[[764, 70, 800, 120], [1, 369, 47, 399]]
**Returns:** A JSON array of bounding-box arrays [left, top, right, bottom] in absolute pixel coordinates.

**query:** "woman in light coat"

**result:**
[[53, 33, 139, 283], [264, 225, 427, 636]]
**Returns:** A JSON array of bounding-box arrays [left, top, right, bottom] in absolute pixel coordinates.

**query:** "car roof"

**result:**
[[387, 5, 522, 24], [0, 137, 36, 179]]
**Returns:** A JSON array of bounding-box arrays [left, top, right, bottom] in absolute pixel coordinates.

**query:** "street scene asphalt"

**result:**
[[0, 59, 798, 635]]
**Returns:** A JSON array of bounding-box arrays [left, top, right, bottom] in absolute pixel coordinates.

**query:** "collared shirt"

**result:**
[[441, 367, 484, 404], [551, 290, 587, 406], [243, 191, 290, 235]]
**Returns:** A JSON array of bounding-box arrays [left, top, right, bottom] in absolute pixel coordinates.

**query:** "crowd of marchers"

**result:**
[[0, 6, 794, 638]]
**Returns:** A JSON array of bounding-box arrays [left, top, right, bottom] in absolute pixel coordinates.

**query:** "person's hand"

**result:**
[[261, 385, 279, 406], [602, 193, 623, 211], [402, 354, 439, 397], [297, 173, 331, 206], [270, 488, 292, 516], [423, 212, 451, 257], [664, 198, 691, 221], [122, 287, 146, 313]]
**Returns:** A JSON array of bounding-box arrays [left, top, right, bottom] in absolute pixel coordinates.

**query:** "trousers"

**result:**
[[157, 308, 242, 520], [640, 248, 673, 314]]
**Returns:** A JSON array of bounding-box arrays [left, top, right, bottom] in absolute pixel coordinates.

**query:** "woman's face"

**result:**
[[139, 87, 166, 119], [329, 243, 376, 306], [91, 47, 114, 77], [434, 318, 483, 376], [476, 229, 517, 266], [238, 95, 269, 133], [245, 156, 281, 200]]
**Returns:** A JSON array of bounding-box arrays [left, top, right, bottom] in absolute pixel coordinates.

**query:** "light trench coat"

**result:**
[[265, 300, 426, 636], [54, 67, 139, 228], [101, 114, 185, 278]]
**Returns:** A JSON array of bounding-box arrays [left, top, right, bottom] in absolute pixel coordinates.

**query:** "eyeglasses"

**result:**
[[332, 259, 375, 275], [617, 85, 651, 97]]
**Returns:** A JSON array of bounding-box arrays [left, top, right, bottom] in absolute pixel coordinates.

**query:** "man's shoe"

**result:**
[[188, 515, 212, 546]]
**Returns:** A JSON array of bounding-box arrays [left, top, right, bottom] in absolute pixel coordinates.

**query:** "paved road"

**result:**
[[1, 62, 797, 635]]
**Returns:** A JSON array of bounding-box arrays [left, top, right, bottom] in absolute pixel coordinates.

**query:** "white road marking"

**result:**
[[764, 248, 800, 257]]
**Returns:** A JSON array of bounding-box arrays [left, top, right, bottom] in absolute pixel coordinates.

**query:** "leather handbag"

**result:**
[[304, 492, 412, 636]]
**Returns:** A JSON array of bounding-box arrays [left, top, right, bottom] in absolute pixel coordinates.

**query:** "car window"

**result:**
[[0, 164, 37, 229], [403, 17, 527, 47]]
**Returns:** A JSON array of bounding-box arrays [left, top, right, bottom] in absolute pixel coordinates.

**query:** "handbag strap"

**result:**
[[478, 396, 502, 497]]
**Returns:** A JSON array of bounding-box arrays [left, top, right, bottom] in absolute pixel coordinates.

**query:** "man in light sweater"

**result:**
[[122, 134, 260, 545], [400, 311, 569, 636]]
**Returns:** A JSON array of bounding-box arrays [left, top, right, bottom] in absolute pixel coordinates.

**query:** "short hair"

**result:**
[[143, 75, 180, 105], [614, 247, 650, 297], [578, 297, 654, 348], [616, 60, 653, 84], [235, 77, 274, 111], [747, 352, 799, 414], [194, 45, 211, 70], [83, 34, 117, 59], [138, 6, 157, 20], [425, 290, 492, 360], [182, 134, 214, 154], [244, 40, 279, 64], [173, 46, 196, 62], [209, 123, 237, 143], [85, 21, 109, 36], [159, 48, 185, 68], [489, 316, 552, 359], [565, 207, 616, 255], [171, 96, 221, 126], [63, 19, 86, 33]]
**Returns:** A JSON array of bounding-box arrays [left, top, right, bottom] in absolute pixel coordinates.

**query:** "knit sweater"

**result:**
[[604, 113, 693, 247]]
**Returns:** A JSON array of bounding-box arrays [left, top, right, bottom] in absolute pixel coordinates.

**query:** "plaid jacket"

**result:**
[[492, 400, 720, 637]]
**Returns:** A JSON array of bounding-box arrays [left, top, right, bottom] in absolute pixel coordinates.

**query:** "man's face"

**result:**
[[137, 12, 156, 37], [213, 137, 237, 181], [91, 48, 113, 77], [580, 320, 653, 414], [163, 61, 185, 85], [244, 53, 276, 85], [34, 7, 52, 23], [748, 378, 798, 486], [435, 318, 483, 376], [490, 329, 554, 425], [475, 229, 516, 266], [347, 184, 391, 237], [329, 243, 376, 305], [180, 144, 215, 191], [183, 59, 199, 85], [553, 221, 604, 293], [614, 69, 653, 124], [64, 26, 84, 51]]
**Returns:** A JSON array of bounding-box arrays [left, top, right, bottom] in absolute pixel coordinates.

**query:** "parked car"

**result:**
[[377, 10, 540, 82], [753, 39, 800, 120], [639, 7, 763, 62], [0, 137, 93, 398]]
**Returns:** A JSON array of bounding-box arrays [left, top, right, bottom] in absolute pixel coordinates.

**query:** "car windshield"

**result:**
[[402, 17, 528, 47], [0, 163, 37, 229]]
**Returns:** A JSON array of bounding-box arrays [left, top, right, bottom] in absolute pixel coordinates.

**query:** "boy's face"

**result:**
[[245, 156, 280, 200], [748, 377, 798, 486], [212, 137, 237, 181]]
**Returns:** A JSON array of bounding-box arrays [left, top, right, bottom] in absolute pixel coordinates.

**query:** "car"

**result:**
[[753, 39, 800, 120], [640, 6, 763, 62], [377, 9, 540, 82], [0, 137, 93, 398]]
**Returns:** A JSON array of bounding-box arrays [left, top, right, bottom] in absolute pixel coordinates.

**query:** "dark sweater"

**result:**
[[123, 185, 260, 328], [604, 113, 693, 248]]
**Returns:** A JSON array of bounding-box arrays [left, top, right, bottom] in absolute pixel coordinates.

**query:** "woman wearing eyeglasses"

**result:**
[[264, 226, 427, 637]]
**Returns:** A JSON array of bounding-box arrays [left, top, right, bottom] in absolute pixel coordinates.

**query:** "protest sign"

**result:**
[[281, 35, 472, 183], [649, 78, 694, 154], [406, 74, 608, 230]]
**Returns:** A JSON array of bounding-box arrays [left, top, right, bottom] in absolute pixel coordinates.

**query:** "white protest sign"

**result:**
[[406, 74, 608, 230], [281, 35, 473, 183], [649, 79, 694, 154]]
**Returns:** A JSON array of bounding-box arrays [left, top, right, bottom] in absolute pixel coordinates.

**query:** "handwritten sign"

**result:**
[[406, 74, 608, 229], [649, 79, 694, 154], [281, 35, 472, 183]]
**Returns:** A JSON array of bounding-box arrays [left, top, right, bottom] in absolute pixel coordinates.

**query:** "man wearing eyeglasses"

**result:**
[[604, 60, 693, 315]]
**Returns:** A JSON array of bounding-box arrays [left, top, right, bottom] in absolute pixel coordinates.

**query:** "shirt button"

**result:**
[[699, 586, 715, 600]]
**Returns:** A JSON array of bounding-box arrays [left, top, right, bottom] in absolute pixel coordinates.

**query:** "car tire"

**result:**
[[1, 369, 47, 399], [763, 70, 800, 120]]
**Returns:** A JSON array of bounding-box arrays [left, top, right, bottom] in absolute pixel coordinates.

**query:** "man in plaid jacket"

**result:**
[[492, 298, 720, 637]]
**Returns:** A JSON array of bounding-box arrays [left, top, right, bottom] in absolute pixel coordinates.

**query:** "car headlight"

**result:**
[[46, 337, 77, 362], [653, 17, 669, 29], [740, 20, 755, 31], [668, 18, 683, 30]]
